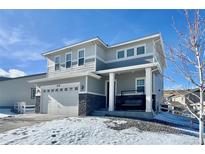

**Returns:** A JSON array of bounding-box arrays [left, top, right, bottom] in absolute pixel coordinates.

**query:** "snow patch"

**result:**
[[0, 117, 198, 145]]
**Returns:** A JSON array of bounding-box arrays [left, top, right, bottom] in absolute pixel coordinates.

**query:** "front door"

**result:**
[[105, 81, 116, 109]]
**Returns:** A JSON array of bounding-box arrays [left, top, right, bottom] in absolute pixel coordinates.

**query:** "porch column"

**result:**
[[145, 67, 152, 112], [109, 72, 115, 111]]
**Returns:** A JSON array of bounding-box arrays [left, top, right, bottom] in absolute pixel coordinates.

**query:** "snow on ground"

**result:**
[[0, 109, 16, 118], [154, 112, 201, 131], [0, 117, 198, 145]]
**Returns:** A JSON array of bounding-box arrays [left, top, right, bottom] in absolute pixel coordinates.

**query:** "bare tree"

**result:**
[[165, 10, 205, 145]]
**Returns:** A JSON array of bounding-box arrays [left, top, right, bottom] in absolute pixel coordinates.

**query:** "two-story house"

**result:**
[[30, 33, 166, 117]]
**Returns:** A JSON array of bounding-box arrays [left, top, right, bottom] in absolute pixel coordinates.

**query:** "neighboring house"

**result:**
[[0, 73, 46, 108], [29, 33, 166, 116], [164, 89, 205, 111]]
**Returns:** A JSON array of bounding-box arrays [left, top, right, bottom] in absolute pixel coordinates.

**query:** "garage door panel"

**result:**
[[41, 83, 79, 116]]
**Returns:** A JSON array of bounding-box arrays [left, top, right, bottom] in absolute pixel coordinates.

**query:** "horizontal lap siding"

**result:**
[[47, 60, 95, 78]]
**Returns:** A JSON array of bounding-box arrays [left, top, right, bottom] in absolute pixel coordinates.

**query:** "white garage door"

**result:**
[[41, 82, 79, 116]]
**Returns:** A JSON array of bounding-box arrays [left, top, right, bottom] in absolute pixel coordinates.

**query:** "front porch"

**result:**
[[95, 63, 159, 115]]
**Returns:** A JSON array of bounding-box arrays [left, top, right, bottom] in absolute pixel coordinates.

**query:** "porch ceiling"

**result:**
[[95, 63, 158, 75]]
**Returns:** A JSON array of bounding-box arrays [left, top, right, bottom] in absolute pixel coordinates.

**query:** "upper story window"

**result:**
[[135, 78, 145, 93], [117, 50, 125, 59], [126, 48, 134, 57], [54, 56, 60, 71], [66, 52, 72, 68], [78, 49, 85, 66], [136, 46, 145, 55]]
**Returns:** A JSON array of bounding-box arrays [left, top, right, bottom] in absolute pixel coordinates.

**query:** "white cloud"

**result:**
[[62, 38, 79, 46], [0, 68, 26, 78], [0, 25, 51, 62]]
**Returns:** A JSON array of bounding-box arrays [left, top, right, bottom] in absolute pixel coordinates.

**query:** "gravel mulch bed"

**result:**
[[104, 117, 183, 135]]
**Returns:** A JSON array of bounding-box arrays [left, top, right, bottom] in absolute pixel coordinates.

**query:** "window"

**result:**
[[54, 56, 60, 71], [135, 78, 145, 93], [66, 52, 72, 68], [117, 50, 125, 59], [31, 88, 36, 99], [136, 46, 145, 55], [78, 49, 85, 66], [127, 48, 134, 57]]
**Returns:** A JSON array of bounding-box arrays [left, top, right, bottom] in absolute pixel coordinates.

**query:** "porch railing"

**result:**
[[121, 90, 145, 96]]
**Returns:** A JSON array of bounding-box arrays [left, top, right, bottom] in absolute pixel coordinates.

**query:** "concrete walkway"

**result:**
[[0, 114, 68, 133]]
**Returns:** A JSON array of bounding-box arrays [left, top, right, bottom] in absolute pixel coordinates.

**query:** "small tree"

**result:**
[[165, 10, 205, 145]]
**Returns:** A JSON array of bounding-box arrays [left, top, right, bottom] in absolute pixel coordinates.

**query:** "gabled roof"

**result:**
[[42, 37, 108, 56], [42, 33, 162, 56]]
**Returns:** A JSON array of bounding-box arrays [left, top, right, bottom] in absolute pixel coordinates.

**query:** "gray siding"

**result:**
[[0, 74, 46, 107], [105, 38, 155, 61], [96, 55, 153, 71], [37, 76, 86, 92], [153, 72, 163, 108], [87, 76, 105, 95], [116, 71, 145, 95], [47, 44, 96, 77]]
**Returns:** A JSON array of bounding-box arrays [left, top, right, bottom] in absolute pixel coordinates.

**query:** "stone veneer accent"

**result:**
[[79, 93, 106, 116], [35, 96, 41, 113]]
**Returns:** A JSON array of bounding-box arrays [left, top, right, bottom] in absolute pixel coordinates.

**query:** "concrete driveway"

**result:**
[[0, 114, 68, 133]]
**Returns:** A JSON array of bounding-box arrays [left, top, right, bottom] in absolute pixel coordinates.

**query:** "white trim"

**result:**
[[29, 72, 101, 83], [96, 63, 157, 74], [79, 91, 105, 96], [94, 44, 97, 71], [85, 75, 88, 93], [96, 53, 153, 64], [108, 33, 160, 48], [116, 50, 125, 59], [85, 55, 95, 60], [96, 56, 107, 63], [77, 48, 85, 66], [135, 77, 145, 93], [136, 44, 146, 55], [65, 51, 72, 69], [107, 52, 153, 63], [42, 34, 160, 56], [115, 44, 146, 61], [54, 55, 61, 71], [126, 47, 135, 57], [42, 38, 107, 56]]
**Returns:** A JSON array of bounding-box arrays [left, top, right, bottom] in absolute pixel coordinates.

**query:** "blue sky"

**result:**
[[0, 10, 192, 89]]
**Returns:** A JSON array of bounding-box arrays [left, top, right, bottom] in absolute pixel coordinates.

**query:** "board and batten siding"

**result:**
[[115, 71, 145, 95], [0, 74, 46, 108], [105, 38, 155, 61], [95, 39, 155, 71], [87, 76, 105, 95], [46, 44, 96, 78]]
